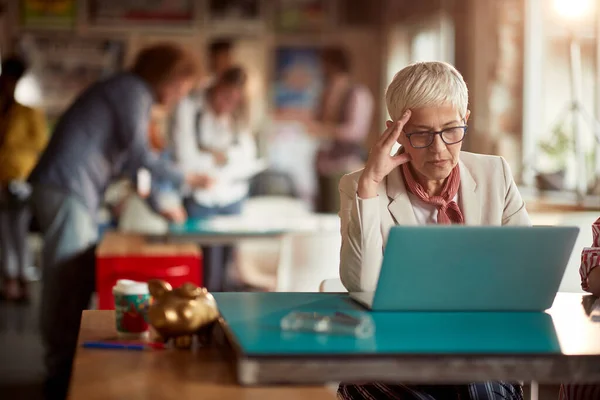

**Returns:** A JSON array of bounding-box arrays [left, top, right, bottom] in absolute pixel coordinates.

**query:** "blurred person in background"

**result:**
[[0, 55, 48, 301], [28, 43, 212, 400], [206, 38, 234, 85], [173, 66, 256, 292], [307, 46, 374, 213]]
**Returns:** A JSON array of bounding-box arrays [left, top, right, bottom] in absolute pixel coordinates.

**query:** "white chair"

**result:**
[[240, 195, 310, 217], [276, 230, 342, 292], [319, 278, 347, 293], [233, 196, 311, 290]]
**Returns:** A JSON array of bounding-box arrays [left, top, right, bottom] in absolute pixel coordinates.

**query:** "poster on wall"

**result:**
[[276, 0, 329, 31], [273, 47, 322, 115], [86, 0, 195, 26], [18, 34, 124, 119], [271, 47, 323, 203], [21, 0, 76, 29]]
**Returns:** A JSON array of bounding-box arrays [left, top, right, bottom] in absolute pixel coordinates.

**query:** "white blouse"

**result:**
[[173, 95, 257, 208]]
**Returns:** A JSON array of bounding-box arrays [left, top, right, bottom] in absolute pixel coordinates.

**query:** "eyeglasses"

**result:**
[[404, 125, 468, 149]]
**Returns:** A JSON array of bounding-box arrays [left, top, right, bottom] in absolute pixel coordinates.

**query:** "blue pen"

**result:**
[[82, 341, 165, 350]]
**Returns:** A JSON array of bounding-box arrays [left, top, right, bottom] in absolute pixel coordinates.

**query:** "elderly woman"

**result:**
[[338, 62, 529, 400]]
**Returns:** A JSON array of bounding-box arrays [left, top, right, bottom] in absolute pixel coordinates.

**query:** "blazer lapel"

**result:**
[[459, 160, 481, 225], [386, 167, 418, 226]]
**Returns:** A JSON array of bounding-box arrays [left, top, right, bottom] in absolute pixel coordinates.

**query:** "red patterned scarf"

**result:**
[[401, 163, 464, 225]]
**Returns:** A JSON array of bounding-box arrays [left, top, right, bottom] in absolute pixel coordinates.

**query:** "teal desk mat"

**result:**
[[213, 292, 561, 356], [169, 218, 285, 236]]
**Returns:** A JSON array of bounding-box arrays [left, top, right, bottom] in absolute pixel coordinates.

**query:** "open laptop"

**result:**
[[350, 226, 580, 311]]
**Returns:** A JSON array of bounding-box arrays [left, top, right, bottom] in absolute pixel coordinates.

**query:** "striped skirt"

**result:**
[[338, 382, 523, 400], [560, 384, 600, 400]]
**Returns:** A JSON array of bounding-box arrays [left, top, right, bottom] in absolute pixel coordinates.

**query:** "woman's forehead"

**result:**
[[405, 106, 462, 128]]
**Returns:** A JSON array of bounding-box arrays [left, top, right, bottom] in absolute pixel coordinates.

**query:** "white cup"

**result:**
[[113, 279, 151, 339]]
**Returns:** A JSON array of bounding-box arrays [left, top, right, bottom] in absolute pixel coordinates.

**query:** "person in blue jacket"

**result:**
[[28, 43, 212, 399]]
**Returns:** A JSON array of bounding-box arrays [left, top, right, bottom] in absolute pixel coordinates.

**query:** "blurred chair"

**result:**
[[249, 170, 298, 198], [276, 230, 341, 292], [232, 196, 310, 290], [530, 211, 597, 293], [319, 278, 346, 293], [241, 195, 309, 216]]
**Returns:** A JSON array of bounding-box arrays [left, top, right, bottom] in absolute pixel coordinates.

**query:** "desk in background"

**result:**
[[163, 216, 341, 291], [159, 214, 340, 246]]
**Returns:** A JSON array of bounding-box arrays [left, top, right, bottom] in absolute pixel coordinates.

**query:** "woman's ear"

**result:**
[[148, 280, 172, 300], [386, 120, 393, 129], [464, 110, 471, 123]]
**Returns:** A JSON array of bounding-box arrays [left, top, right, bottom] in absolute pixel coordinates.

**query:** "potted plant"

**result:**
[[536, 124, 571, 191]]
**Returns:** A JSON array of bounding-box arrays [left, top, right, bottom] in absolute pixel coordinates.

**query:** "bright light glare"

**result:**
[[15, 74, 43, 107], [553, 0, 593, 20]]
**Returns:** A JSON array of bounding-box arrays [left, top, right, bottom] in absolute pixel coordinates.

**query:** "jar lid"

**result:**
[[113, 279, 149, 295]]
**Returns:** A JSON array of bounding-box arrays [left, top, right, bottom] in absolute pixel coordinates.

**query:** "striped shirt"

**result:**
[[579, 217, 600, 292], [338, 381, 523, 400], [560, 384, 600, 400]]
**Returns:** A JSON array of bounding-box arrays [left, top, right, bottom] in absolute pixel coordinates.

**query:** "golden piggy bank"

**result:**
[[147, 280, 219, 348]]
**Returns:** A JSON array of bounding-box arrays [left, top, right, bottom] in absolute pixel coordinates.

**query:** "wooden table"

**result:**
[[69, 311, 336, 399], [71, 294, 600, 400], [97, 232, 200, 258]]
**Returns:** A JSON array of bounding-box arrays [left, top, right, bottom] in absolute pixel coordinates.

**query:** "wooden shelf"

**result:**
[[519, 186, 600, 213]]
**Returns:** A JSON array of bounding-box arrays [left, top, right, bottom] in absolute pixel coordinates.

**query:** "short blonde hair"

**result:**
[[385, 61, 468, 121]]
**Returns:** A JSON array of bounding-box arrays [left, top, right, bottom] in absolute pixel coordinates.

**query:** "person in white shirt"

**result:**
[[173, 66, 256, 291]]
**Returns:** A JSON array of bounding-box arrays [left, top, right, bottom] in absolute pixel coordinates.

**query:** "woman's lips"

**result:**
[[428, 160, 449, 167]]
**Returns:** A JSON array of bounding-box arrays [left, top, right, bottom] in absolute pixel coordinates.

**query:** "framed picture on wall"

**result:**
[[273, 46, 323, 115], [85, 0, 195, 27], [275, 0, 330, 32], [21, 0, 76, 29], [208, 0, 260, 21], [206, 0, 263, 34], [17, 34, 125, 119]]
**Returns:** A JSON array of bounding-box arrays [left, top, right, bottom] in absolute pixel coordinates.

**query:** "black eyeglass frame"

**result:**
[[404, 125, 468, 149]]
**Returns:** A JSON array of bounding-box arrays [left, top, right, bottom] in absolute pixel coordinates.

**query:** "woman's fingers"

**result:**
[[376, 120, 396, 146], [382, 110, 411, 151], [393, 151, 412, 166]]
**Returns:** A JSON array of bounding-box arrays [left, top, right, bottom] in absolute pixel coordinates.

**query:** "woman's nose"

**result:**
[[430, 133, 446, 152]]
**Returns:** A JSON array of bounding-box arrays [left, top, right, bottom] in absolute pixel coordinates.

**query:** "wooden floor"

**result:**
[[0, 282, 44, 399]]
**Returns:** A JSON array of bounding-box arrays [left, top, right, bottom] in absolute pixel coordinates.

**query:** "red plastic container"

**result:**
[[96, 254, 202, 310]]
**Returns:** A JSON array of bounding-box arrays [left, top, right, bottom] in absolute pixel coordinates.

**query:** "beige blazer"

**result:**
[[338, 151, 532, 292]]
